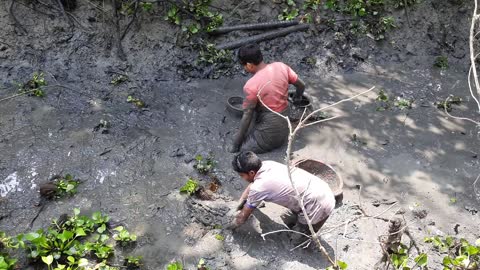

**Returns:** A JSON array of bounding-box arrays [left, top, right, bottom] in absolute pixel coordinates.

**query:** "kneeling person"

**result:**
[[230, 151, 335, 243]]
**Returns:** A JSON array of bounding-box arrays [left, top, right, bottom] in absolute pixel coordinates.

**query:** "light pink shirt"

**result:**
[[242, 62, 298, 112], [246, 161, 335, 224]]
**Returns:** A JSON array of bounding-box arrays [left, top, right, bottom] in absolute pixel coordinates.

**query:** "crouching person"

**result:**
[[229, 151, 335, 245]]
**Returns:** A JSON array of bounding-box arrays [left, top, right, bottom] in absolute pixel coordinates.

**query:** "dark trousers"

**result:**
[[280, 209, 330, 246]]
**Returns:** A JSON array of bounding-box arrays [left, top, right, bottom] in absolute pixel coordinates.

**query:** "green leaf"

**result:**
[[67, 256, 75, 264], [214, 234, 225, 241], [42, 255, 54, 265], [58, 230, 74, 243], [337, 260, 348, 269], [75, 227, 86, 237], [466, 245, 479, 255], [167, 261, 183, 270], [414, 253, 428, 266], [114, 226, 124, 232], [97, 224, 106, 234], [78, 258, 88, 267]]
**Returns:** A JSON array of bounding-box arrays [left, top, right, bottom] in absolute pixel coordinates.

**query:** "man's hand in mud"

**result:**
[[225, 220, 240, 231]]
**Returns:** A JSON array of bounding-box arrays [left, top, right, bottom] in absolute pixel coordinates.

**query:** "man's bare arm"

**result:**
[[233, 205, 255, 227], [292, 78, 306, 98], [236, 183, 252, 210], [230, 107, 254, 153]]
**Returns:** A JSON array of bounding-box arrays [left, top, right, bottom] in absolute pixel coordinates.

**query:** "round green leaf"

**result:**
[[42, 255, 54, 265]]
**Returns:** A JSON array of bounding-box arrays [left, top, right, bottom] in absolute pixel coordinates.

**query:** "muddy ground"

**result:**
[[1, 0, 479, 269]]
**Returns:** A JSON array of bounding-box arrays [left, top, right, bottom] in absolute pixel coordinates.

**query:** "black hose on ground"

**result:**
[[215, 24, 310, 50], [209, 20, 299, 35]]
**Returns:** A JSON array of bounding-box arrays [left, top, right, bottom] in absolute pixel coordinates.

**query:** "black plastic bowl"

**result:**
[[226, 96, 243, 117], [288, 92, 312, 108]]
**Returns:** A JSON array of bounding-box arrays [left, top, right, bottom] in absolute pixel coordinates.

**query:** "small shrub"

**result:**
[[113, 226, 137, 246], [110, 74, 129, 85], [18, 72, 47, 97], [166, 261, 183, 270], [194, 154, 216, 174], [127, 95, 145, 108], [434, 56, 449, 69], [125, 255, 143, 268], [394, 97, 413, 110], [55, 174, 81, 199], [179, 178, 199, 195]]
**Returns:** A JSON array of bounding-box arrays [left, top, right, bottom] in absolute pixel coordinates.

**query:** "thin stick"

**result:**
[[470, 0, 480, 113], [0, 89, 38, 102], [443, 96, 480, 125]]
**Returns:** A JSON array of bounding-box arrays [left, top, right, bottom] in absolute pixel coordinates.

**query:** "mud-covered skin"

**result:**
[[0, 0, 479, 269]]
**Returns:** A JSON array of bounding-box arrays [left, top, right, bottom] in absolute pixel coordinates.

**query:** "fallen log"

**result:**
[[216, 24, 310, 50], [209, 20, 299, 35]]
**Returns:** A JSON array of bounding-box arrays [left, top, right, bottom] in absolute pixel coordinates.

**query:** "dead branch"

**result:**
[[216, 24, 310, 50], [255, 84, 375, 269], [470, 0, 480, 113]]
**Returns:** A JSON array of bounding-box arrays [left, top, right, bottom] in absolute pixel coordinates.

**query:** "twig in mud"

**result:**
[[0, 89, 40, 102], [473, 173, 480, 201], [112, 0, 127, 61], [121, 0, 140, 41], [9, 0, 27, 34]]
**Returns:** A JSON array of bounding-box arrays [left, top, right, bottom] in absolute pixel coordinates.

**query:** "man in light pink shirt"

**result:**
[[229, 151, 336, 245], [229, 44, 306, 154]]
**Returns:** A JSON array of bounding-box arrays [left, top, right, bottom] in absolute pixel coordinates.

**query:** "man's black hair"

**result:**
[[238, 44, 263, 66], [232, 151, 262, 173]]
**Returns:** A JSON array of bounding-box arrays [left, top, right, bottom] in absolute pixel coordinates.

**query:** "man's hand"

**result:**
[[225, 220, 240, 231]]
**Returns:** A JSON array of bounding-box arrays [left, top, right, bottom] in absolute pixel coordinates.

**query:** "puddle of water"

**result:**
[[1, 172, 20, 197]]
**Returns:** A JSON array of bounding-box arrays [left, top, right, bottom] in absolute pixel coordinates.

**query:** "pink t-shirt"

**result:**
[[242, 62, 298, 112], [246, 161, 336, 225]]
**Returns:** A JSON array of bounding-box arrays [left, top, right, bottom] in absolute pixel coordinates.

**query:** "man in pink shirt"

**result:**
[[229, 44, 306, 153], [229, 151, 336, 245]]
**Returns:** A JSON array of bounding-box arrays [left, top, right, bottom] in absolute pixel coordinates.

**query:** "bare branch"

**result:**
[[470, 0, 480, 113]]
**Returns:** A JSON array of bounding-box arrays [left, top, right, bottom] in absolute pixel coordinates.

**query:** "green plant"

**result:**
[[166, 5, 181, 25], [0, 254, 17, 270], [326, 260, 348, 270], [375, 89, 390, 111], [125, 255, 143, 268], [425, 236, 480, 269], [166, 261, 183, 270], [278, 0, 299, 21], [18, 72, 47, 97], [434, 56, 449, 69], [194, 154, 216, 174], [324, 0, 339, 9], [381, 16, 396, 29], [15, 209, 126, 270], [113, 226, 137, 246], [394, 97, 413, 110], [214, 234, 225, 241], [198, 44, 233, 65], [111, 74, 129, 85], [197, 258, 210, 270], [303, 0, 322, 10], [140, 2, 153, 12], [127, 95, 145, 108], [54, 174, 81, 199], [435, 95, 462, 112], [179, 178, 199, 195], [165, 0, 223, 36]]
